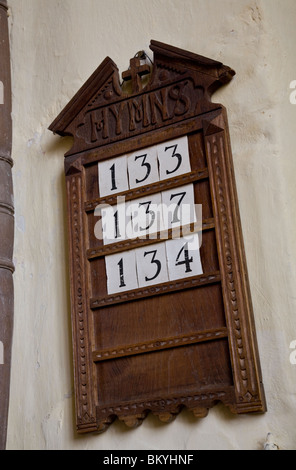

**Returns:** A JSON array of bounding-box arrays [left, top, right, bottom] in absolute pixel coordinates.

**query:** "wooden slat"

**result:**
[[92, 327, 228, 362], [87, 218, 214, 259], [90, 271, 221, 309], [84, 168, 209, 211]]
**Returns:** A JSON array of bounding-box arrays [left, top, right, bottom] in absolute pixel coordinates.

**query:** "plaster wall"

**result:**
[[6, 0, 296, 450]]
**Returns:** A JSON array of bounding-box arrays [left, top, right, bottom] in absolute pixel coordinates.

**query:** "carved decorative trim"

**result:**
[[87, 74, 122, 111], [66, 173, 96, 429], [155, 60, 186, 77], [99, 388, 230, 415], [207, 133, 247, 390], [204, 117, 265, 411], [93, 327, 228, 362], [90, 271, 221, 309], [96, 386, 235, 430]]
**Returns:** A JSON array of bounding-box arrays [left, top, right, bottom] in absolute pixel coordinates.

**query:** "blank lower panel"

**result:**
[[92, 283, 226, 351], [96, 339, 234, 407]]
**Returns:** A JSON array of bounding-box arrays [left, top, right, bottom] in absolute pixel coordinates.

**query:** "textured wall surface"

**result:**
[[6, 0, 296, 450]]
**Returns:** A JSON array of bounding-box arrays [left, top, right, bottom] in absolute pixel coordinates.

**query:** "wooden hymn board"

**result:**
[[49, 40, 266, 434]]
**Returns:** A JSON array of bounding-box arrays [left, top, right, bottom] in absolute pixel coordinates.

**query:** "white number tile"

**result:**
[[135, 242, 169, 288], [127, 145, 159, 189], [161, 183, 196, 230], [165, 234, 203, 281], [101, 201, 133, 245], [105, 250, 138, 295], [157, 136, 191, 181], [98, 155, 129, 197], [128, 193, 164, 238]]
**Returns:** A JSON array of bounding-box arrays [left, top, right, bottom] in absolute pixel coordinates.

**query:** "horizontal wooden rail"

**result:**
[[92, 327, 228, 362], [87, 218, 214, 259], [84, 168, 209, 212], [90, 271, 221, 309]]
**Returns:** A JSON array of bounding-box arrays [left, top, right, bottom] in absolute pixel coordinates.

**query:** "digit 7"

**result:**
[[169, 191, 186, 223]]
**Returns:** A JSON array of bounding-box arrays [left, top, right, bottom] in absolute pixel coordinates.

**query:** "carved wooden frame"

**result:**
[[49, 40, 266, 434]]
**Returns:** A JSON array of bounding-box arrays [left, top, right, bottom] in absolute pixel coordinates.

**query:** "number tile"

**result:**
[[100, 201, 133, 245], [157, 136, 191, 180], [98, 155, 129, 197], [127, 145, 159, 189], [165, 234, 203, 281], [105, 250, 138, 295], [161, 183, 197, 231], [135, 242, 169, 288], [128, 192, 164, 239]]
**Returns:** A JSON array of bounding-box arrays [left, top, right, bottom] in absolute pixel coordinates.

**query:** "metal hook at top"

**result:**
[[134, 50, 154, 65]]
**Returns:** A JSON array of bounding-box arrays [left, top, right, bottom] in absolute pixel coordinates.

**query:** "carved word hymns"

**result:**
[[78, 80, 198, 145], [49, 40, 266, 434]]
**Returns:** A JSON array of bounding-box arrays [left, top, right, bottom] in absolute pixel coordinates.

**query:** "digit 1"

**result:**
[[113, 210, 121, 239], [117, 258, 126, 288], [110, 163, 117, 191]]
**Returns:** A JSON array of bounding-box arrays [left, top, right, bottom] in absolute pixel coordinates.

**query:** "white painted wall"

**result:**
[[6, 0, 296, 450]]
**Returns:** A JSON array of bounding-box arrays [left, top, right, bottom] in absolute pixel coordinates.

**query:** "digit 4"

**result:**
[[175, 242, 193, 273]]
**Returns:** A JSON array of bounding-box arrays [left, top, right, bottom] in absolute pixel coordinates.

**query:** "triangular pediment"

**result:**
[[49, 40, 235, 156]]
